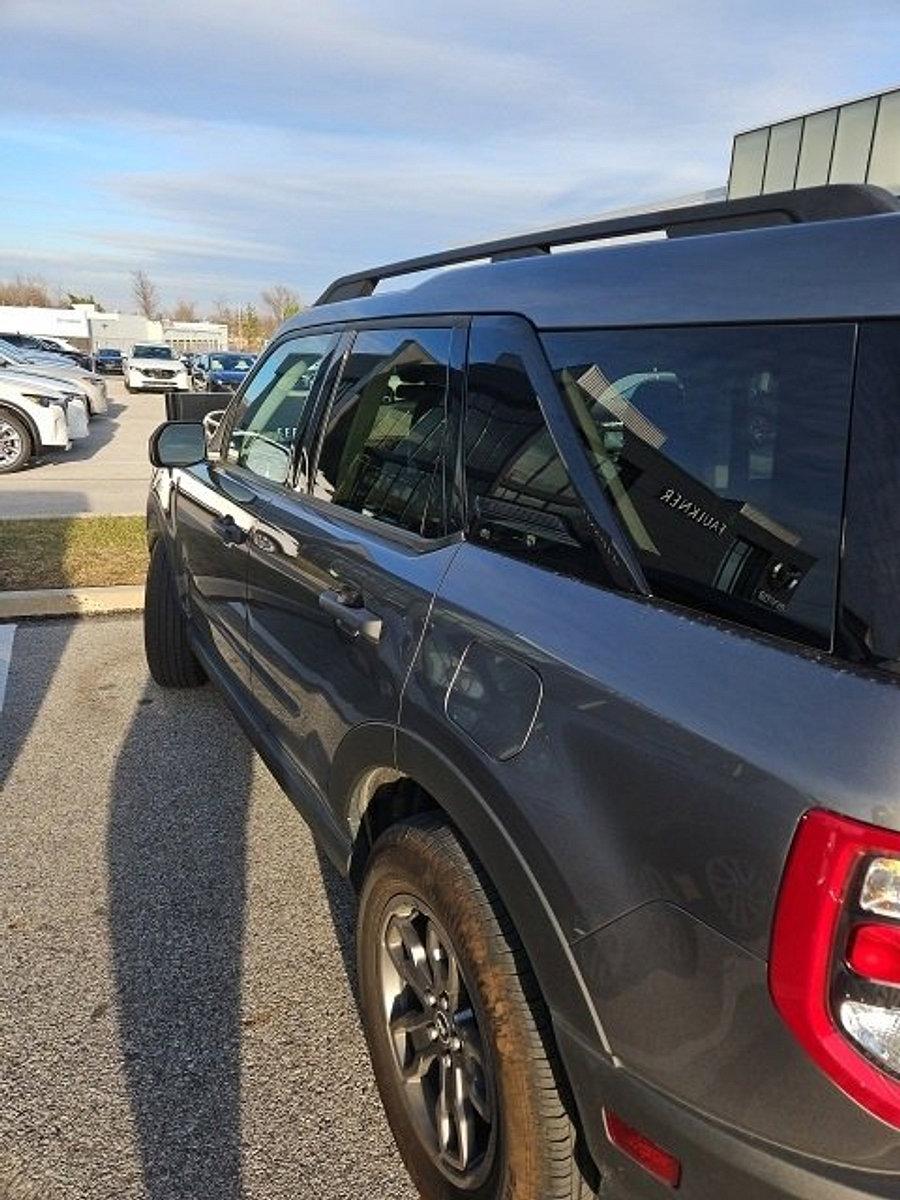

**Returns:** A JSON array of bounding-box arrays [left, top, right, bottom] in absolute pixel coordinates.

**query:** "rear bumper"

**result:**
[[555, 1020, 900, 1200]]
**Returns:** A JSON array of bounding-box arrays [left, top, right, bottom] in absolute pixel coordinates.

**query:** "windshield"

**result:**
[[210, 354, 255, 372], [132, 345, 174, 359], [0, 340, 29, 363], [98, 349, 121, 358]]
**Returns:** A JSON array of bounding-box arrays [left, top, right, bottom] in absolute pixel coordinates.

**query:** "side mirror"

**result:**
[[149, 420, 207, 468]]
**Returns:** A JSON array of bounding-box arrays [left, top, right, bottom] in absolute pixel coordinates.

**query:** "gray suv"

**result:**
[[144, 184, 900, 1199]]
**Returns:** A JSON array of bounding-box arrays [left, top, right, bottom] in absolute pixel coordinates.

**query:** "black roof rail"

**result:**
[[315, 184, 899, 306]]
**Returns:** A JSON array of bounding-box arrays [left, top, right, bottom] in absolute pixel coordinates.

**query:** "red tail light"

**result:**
[[769, 809, 900, 1127], [847, 924, 900, 987]]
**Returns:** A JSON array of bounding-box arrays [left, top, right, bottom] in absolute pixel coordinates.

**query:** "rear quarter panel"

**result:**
[[402, 542, 900, 1167]]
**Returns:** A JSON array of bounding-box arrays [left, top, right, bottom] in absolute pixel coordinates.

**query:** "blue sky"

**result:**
[[1, 0, 898, 313]]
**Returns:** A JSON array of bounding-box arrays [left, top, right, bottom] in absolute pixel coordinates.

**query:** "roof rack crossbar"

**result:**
[[314, 184, 899, 306]]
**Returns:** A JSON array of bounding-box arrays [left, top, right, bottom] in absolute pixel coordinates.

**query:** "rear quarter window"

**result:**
[[542, 324, 856, 648]]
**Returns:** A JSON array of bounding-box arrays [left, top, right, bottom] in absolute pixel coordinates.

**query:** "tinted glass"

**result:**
[[225, 332, 335, 485], [543, 325, 856, 646], [830, 98, 878, 183], [839, 322, 900, 672], [869, 91, 900, 191], [729, 128, 768, 198], [796, 109, 838, 187], [763, 119, 802, 192], [463, 323, 602, 581], [312, 327, 451, 537]]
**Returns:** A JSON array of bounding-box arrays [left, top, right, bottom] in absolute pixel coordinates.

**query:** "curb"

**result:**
[[0, 585, 145, 620]]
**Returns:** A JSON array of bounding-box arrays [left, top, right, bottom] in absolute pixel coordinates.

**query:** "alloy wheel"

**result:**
[[378, 897, 496, 1189], [0, 418, 24, 469]]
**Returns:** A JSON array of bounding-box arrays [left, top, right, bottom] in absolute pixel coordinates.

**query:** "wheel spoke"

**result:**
[[390, 1008, 440, 1080], [426, 920, 446, 994], [386, 913, 433, 1003], [456, 1011, 483, 1067], [436, 1054, 453, 1158], [452, 1061, 474, 1170], [460, 1049, 491, 1122], [457, 1014, 491, 1122]]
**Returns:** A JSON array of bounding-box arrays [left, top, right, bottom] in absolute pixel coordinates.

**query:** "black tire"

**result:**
[[357, 816, 595, 1200], [0, 410, 33, 474], [143, 540, 206, 688]]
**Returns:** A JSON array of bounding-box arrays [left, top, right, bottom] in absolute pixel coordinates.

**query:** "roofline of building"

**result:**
[[732, 83, 900, 138]]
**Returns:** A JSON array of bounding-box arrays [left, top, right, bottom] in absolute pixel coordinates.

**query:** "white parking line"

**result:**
[[0, 624, 15, 714]]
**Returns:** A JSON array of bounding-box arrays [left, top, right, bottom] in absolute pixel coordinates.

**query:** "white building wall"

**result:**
[[0, 305, 91, 342], [0, 305, 228, 355]]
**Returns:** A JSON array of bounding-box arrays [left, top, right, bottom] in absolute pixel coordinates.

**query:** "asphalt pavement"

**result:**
[[0, 381, 163, 518], [0, 615, 415, 1200]]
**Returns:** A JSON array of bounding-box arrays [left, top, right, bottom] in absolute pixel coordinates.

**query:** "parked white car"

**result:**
[[124, 344, 190, 393], [0, 339, 108, 416], [0, 373, 88, 474]]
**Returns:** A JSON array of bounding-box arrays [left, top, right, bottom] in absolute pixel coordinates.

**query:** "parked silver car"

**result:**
[[0, 339, 108, 416]]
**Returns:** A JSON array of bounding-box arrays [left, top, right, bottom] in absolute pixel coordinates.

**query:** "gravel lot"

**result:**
[[0, 615, 415, 1200], [0, 381, 163, 518]]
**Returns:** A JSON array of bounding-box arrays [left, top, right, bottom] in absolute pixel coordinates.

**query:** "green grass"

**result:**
[[0, 516, 148, 590]]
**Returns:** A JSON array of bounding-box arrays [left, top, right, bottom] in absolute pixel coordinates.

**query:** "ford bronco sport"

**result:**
[[145, 184, 900, 1199]]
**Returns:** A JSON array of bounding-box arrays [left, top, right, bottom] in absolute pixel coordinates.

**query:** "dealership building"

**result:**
[[728, 85, 900, 198], [0, 303, 227, 355]]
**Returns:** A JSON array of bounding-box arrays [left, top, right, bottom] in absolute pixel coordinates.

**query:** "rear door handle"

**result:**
[[212, 514, 248, 546], [318, 589, 383, 643]]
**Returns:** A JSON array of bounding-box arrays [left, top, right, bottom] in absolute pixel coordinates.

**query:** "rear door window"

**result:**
[[310, 326, 453, 539], [542, 324, 856, 646], [462, 321, 603, 582]]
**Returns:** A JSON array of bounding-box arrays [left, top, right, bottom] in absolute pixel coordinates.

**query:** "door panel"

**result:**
[[246, 321, 465, 811], [174, 463, 262, 686], [248, 496, 459, 800]]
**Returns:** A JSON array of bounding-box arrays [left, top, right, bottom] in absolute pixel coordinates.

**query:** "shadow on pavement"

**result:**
[[315, 846, 359, 999], [0, 488, 88, 790], [107, 679, 253, 1200]]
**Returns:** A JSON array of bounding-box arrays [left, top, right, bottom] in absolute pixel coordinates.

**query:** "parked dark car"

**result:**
[[93, 347, 124, 374], [144, 184, 900, 1200], [191, 350, 256, 392]]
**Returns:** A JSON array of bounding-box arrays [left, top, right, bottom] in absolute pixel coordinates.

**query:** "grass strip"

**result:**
[[0, 515, 148, 590]]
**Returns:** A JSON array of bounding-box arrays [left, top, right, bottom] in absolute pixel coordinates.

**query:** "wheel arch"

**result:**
[[0, 401, 41, 455], [330, 723, 612, 1065]]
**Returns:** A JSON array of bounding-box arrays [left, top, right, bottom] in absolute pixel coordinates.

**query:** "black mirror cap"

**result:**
[[149, 420, 207, 468]]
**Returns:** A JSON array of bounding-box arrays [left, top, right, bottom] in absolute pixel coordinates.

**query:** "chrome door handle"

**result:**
[[318, 589, 383, 643]]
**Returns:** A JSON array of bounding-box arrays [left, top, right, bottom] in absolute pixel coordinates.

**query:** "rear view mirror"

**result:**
[[149, 421, 207, 468]]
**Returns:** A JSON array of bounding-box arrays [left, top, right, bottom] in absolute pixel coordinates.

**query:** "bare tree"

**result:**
[[66, 291, 105, 311], [132, 270, 160, 319], [170, 299, 197, 322], [0, 275, 54, 307], [261, 284, 303, 323]]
